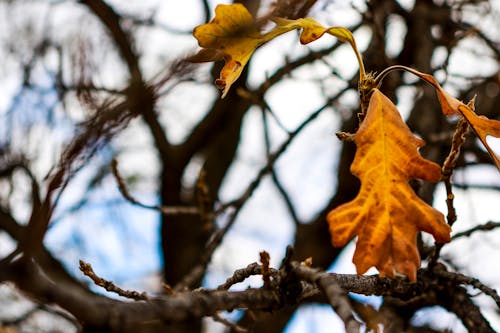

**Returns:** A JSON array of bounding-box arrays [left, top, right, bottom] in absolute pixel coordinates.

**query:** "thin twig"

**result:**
[[433, 265, 500, 308], [260, 106, 301, 225], [474, 29, 500, 60], [452, 221, 500, 240], [349, 297, 381, 333], [239, 88, 291, 134], [271, 170, 302, 225], [36, 303, 81, 329], [79, 260, 149, 301], [255, 45, 342, 96], [123, 14, 193, 35], [201, 0, 211, 23], [217, 263, 263, 290], [430, 115, 469, 266], [442, 117, 468, 225], [212, 313, 248, 333], [451, 183, 500, 191], [290, 262, 361, 333], [111, 159, 199, 215], [0, 303, 78, 329]]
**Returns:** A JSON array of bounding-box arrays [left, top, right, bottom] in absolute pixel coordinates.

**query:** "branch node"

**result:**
[[260, 251, 271, 289], [336, 131, 355, 142]]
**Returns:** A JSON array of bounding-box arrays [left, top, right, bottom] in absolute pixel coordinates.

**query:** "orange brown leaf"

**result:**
[[456, 104, 500, 169], [327, 89, 451, 281], [393, 67, 500, 170]]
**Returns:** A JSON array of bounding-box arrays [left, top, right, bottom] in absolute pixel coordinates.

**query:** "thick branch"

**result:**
[[79, 0, 141, 81], [0, 206, 24, 241], [5, 254, 438, 333], [79, 0, 175, 162]]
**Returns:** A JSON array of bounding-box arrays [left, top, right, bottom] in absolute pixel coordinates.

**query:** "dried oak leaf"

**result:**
[[190, 3, 357, 98], [456, 103, 500, 170], [327, 89, 451, 281], [399, 67, 500, 170]]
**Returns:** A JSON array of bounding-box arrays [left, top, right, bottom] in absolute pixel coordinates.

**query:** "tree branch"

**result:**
[[111, 159, 199, 215], [79, 0, 141, 81], [452, 221, 500, 240], [79, 260, 150, 301], [433, 265, 500, 308], [290, 262, 361, 332]]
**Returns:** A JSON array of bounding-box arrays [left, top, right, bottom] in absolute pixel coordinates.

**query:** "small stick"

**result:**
[[79, 260, 149, 301]]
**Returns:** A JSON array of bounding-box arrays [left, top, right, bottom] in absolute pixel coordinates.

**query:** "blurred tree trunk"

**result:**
[[159, 3, 258, 332]]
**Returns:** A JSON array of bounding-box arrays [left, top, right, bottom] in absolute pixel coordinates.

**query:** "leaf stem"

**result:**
[[348, 39, 366, 82], [373, 65, 411, 86]]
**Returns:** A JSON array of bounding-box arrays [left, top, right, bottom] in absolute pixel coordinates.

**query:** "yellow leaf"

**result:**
[[190, 4, 265, 98], [190, 4, 364, 98], [271, 17, 353, 44], [327, 89, 451, 281]]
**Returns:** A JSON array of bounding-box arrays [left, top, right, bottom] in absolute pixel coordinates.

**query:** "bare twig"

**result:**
[[217, 263, 263, 291], [201, 0, 211, 23], [254, 41, 349, 97], [174, 265, 206, 292], [291, 262, 361, 333], [238, 89, 291, 134], [121, 13, 193, 35], [80, 0, 178, 185], [452, 183, 500, 191], [0, 302, 79, 330], [212, 313, 248, 333], [441, 116, 470, 180], [349, 297, 381, 333], [260, 106, 302, 225], [452, 221, 500, 240], [79, 260, 149, 301], [271, 0, 318, 19], [474, 29, 500, 60], [433, 265, 500, 308], [271, 170, 302, 225], [430, 114, 470, 266], [111, 159, 199, 215]]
